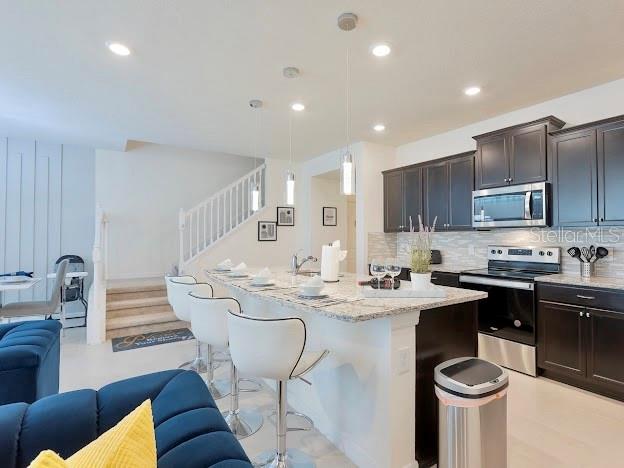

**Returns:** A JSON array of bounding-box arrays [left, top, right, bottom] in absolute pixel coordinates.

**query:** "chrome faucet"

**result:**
[[291, 252, 318, 275]]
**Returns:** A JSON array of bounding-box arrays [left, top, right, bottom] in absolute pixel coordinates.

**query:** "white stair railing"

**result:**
[[87, 205, 107, 344], [179, 163, 266, 269]]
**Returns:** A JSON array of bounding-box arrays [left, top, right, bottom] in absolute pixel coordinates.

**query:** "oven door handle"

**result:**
[[459, 275, 534, 291], [524, 191, 532, 220]]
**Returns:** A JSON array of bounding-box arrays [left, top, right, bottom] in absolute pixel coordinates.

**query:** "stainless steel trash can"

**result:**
[[435, 357, 509, 468]]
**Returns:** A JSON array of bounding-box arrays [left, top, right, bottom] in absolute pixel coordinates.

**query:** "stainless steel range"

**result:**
[[459, 245, 561, 376]]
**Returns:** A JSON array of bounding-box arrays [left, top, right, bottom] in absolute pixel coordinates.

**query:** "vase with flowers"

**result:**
[[409, 215, 437, 290]]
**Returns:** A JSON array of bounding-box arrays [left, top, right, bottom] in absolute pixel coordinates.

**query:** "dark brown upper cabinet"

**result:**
[[550, 128, 598, 227], [597, 120, 624, 226], [382, 152, 473, 233], [383, 170, 405, 232], [423, 151, 474, 231], [403, 167, 423, 231], [473, 116, 565, 189], [550, 114, 624, 227]]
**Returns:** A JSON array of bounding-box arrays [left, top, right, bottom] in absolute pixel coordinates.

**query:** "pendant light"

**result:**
[[286, 112, 295, 206], [250, 99, 262, 212], [339, 14, 357, 196]]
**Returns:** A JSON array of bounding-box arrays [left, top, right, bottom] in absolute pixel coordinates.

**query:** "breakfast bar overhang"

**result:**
[[205, 271, 487, 468]]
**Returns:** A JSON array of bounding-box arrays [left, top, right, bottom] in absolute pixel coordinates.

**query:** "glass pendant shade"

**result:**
[[286, 170, 295, 206], [251, 182, 260, 212], [340, 151, 355, 195]]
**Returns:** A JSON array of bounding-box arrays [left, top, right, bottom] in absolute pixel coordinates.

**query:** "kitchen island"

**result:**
[[205, 270, 487, 468]]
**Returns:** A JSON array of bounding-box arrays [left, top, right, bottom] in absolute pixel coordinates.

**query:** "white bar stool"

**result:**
[[227, 309, 329, 468], [164, 275, 207, 373], [193, 296, 263, 439], [188, 285, 231, 400]]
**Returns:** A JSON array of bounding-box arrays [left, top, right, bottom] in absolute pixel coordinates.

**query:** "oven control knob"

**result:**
[[497, 249, 502, 254], [547, 251, 553, 256], [539, 251, 545, 256], [491, 249, 496, 254]]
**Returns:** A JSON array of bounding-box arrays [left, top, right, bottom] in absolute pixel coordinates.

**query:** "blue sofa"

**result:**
[[0, 320, 61, 405], [0, 369, 252, 468]]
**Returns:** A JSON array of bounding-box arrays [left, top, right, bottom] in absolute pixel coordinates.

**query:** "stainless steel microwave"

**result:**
[[472, 182, 550, 228]]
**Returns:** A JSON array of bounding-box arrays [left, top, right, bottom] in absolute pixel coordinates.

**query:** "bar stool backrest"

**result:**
[[165, 276, 197, 321], [227, 310, 306, 380], [49, 259, 69, 308], [189, 292, 238, 349]]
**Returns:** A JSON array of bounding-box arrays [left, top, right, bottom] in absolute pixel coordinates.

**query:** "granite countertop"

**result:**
[[204, 270, 487, 322], [535, 273, 624, 291]]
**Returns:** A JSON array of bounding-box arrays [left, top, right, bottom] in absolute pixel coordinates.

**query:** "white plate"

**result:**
[[298, 293, 328, 299], [214, 267, 231, 272], [0, 276, 30, 284], [250, 280, 275, 287]]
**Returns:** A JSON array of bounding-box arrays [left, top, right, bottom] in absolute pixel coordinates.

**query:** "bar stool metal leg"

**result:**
[[203, 344, 230, 400], [222, 361, 263, 439], [255, 381, 315, 468], [178, 340, 207, 373]]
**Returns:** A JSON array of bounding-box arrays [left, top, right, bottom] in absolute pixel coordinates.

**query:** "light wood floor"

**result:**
[[61, 329, 624, 468]]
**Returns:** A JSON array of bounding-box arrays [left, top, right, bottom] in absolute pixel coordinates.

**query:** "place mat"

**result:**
[[360, 286, 447, 298], [111, 328, 194, 352], [273, 289, 357, 307]]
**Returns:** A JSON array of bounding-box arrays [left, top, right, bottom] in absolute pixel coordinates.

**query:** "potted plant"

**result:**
[[409, 215, 436, 290]]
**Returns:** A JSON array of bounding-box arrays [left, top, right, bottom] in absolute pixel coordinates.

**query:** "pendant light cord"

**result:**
[[289, 112, 293, 167], [346, 46, 351, 153]]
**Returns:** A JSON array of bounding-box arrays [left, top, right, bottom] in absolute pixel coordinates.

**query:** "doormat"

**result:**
[[112, 328, 194, 352]]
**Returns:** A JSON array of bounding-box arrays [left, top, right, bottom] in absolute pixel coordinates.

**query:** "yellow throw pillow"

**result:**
[[29, 399, 156, 468]]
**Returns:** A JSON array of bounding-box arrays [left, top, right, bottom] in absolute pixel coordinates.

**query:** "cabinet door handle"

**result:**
[[586, 312, 591, 318], [600, 218, 604, 222], [579, 311, 584, 317], [508, 177, 513, 183], [576, 295, 595, 300], [593, 218, 598, 223]]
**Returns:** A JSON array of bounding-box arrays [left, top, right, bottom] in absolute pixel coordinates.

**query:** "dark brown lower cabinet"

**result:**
[[586, 307, 624, 395], [537, 296, 624, 401], [415, 302, 477, 467], [537, 301, 586, 378]]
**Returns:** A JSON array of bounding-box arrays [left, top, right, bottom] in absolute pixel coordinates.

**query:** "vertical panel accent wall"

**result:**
[[0, 137, 95, 306]]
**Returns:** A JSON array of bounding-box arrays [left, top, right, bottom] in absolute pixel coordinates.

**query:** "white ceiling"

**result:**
[[1, 1, 624, 159]]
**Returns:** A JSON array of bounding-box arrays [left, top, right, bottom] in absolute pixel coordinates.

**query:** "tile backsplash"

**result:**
[[369, 227, 624, 278]]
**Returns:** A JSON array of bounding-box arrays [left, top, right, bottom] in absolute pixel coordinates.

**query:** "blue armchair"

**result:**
[[0, 320, 61, 405], [0, 369, 252, 468]]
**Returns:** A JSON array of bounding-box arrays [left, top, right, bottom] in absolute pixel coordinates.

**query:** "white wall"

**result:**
[[186, 158, 299, 276], [309, 175, 347, 262], [396, 78, 624, 167], [95, 143, 260, 279], [0, 138, 94, 309]]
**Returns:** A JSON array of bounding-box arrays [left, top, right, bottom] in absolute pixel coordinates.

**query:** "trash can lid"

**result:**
[[434, 357, 508, 398]]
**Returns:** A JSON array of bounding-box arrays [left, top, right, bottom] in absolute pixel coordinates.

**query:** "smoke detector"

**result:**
[[283, 67, 300, 78], [337, 12, 358, 31], [249, 99, 263, 109]]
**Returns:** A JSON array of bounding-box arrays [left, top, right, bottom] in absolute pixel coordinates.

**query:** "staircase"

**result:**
[[178, 163, 266, 270], [105, 278, 188, 339]]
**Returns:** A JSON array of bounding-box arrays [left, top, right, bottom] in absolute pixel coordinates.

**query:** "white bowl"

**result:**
[[300, 285, 324, 297]]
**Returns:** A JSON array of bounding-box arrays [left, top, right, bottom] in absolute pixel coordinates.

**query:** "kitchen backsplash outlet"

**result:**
[[369, 228, 624, 278]]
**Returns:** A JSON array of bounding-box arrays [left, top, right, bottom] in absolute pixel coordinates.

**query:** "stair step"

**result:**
[[106, 320, 190, 340], [107, 296, 169, 311], [106, 311, 179, 331], [107, 278, 166, 295], [107, 303, 173, 319]]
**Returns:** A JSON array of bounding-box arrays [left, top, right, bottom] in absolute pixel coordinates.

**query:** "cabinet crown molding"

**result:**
[[472, 115, 566, 141]]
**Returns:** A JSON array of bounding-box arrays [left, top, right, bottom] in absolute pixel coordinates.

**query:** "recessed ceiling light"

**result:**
[[106, 42, 131, 56], [464, 86, 481, 96], [373, 124, 386, 132], [371, 43, 391, 57], [291, 102, 305, 112]]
